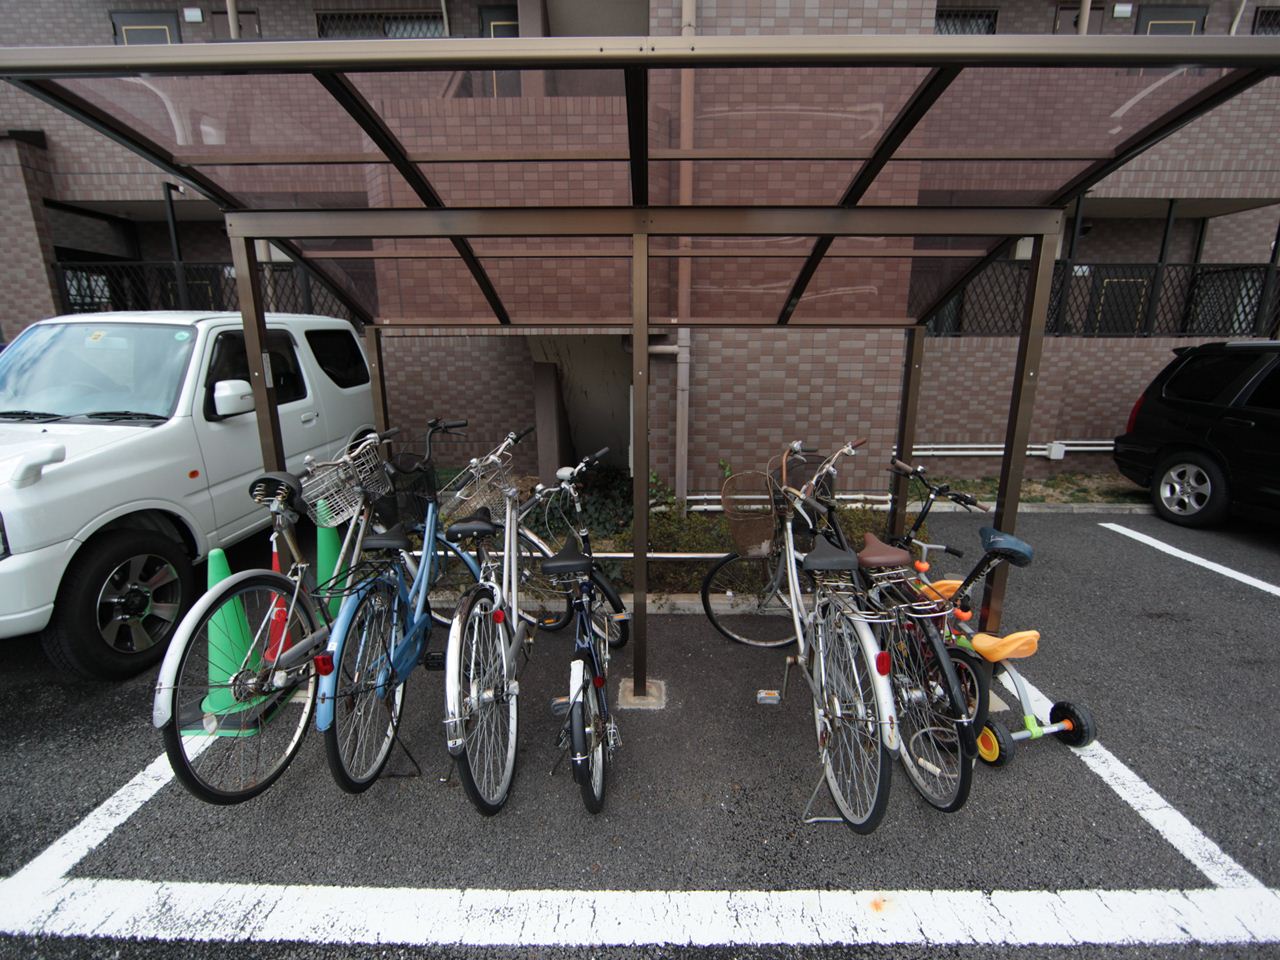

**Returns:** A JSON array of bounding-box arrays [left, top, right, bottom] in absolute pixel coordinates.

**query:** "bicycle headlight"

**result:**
[[0, 512, 9, 560]]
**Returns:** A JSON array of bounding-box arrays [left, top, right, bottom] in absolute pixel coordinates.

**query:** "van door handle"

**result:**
[[300, 412, 319, 424], [1222, 416, 1254, 428]]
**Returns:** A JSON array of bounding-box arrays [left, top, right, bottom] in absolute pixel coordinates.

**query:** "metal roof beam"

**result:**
[[315, 71, 511, 325], [624, 66, 649, 206], [776, 66, 961, 324]]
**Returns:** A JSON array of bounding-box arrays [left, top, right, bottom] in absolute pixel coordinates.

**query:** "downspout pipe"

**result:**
[[674, 0, 696, 512], [226, 0, 241, 39]]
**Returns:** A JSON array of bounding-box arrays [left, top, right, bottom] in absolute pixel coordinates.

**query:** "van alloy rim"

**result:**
[[96, 554, 182, 654]]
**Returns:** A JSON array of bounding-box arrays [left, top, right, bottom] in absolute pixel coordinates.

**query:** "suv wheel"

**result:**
[[42, 530, 195, 679], [1151, 452, 1230, 528]]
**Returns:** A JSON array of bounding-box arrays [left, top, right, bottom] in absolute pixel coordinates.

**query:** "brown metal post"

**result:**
[[229, 235, 286, 473], [981, 234, 1056, 633], [1142, 199, 1177, 335], [364, 324, 389, 434], [631, 233, 649, 698], [888, 326, 925, 538]]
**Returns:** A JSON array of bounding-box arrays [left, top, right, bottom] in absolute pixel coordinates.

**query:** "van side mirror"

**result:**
[[212, 379, 255, 418]]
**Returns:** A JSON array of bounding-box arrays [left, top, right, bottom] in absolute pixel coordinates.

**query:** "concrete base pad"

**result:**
[[616, 677, 667, 710]]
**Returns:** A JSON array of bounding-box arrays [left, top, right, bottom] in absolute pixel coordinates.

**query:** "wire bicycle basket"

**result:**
[[439, 449, 512, 525], [721, 471, 778, 559], [300, 441, 393, 528]]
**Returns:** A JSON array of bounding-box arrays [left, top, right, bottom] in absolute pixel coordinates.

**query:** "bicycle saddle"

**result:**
[[857, 533, 912, 569], [363, 523, 411, 553], [446, 506, 498, 543], [542, 541, 592, 576], [979, 527, 1034, 567], [249, 471, 302, 505], [802, 533, 859, 572], [971, 629, 1040, 662]]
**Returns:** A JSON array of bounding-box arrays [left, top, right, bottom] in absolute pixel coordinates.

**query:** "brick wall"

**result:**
[[0, 139, 58, 339], [1202, 204, 1280, 262]]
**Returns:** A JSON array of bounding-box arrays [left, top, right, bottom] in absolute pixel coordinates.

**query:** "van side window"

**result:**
[[1241, 363, 1280, 411], [204, 330, 307, 419], [305, 329, 370, 389], [1163, 353, 1258, 404]]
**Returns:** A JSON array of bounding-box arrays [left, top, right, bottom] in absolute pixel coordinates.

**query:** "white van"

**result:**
[[0, 311, 375, 678]]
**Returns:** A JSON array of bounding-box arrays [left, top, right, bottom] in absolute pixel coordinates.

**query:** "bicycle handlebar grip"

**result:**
[[890, 457, 915, 474], [588, 446, 609, 463], [518, 495, 540, 515], [803, 495, 826, 517], [945, 544, 965, 558], [801, 446, 819, 455], [442, 419, 468, 430], [515, 425, 535, 443], [377, 426, 401, 442], [849, 437, 868, 450], [976, 500, 992, 512]]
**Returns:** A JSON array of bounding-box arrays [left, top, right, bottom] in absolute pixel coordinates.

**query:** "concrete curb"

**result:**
[[923, 501, 1153, 514]]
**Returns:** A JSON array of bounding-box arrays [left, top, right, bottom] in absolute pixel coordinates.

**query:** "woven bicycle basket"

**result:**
[[721, 471, 777, 559], [300, 443, 393, 528]]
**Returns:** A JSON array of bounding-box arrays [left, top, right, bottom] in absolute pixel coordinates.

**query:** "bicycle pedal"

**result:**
[[609, 611, 632, 622], [422, 651, 446, 671], [757, 689, 783, 706], [549, 695, 571, 717]]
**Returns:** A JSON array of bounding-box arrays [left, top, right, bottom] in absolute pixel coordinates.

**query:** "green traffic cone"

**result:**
[[200, 547, 253, 718], [316, 524, 345, 616]]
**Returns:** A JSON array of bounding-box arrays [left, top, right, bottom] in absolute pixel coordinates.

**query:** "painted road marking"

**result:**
[[2, 877, 1278, 947], [997, 672, 1262, 890], [1099, 523, 1280, 599]]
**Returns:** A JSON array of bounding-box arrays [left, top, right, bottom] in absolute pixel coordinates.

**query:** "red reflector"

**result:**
[[1125, 393, 1145, 434], [492, 608, 505, 624], [314, 653, 334, 676], [593, 674, 606, 688], [875, 651, 891, 676]]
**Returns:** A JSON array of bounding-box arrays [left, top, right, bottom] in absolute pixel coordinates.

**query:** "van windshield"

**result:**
[[0, 322, 197, 422]]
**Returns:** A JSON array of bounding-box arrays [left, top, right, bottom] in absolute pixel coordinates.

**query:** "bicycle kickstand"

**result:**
[[800, 770, 847, 826], [383, 725, 424, 780], [757, 654, 797, 706]]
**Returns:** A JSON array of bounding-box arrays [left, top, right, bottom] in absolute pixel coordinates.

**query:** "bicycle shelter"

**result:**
[[3, 35, 1277, 695]]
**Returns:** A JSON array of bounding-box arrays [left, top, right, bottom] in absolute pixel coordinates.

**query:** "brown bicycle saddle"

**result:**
[[857, 532, 912, 569]]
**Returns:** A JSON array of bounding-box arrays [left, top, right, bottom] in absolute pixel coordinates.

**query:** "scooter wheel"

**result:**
[[1050, 701, 1096, 748], [977, 720, 1014, 767]]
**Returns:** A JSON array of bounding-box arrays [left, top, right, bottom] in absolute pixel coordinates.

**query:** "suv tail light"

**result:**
[[1125, 393, 1145, 434]]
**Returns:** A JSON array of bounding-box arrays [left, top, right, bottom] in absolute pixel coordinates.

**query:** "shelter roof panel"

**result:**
[[422, 161, 631, 206], [306, 255, 496, 322], [861, 159, 1094, 206], [483, 256, 633, 323], [649, 160, 847, 205], [791, 253, 985, 323], [200, 163, 415, 209]]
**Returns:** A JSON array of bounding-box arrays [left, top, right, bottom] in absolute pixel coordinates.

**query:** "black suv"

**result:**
[[1114, 341, 1280, 526]]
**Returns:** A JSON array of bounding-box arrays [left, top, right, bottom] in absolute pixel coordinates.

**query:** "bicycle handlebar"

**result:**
[[515, 425, 535, 443]]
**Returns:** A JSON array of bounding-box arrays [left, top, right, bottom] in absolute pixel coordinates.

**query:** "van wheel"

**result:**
[[42, 531, 195, 680], [1151, 451, 1230, 527]]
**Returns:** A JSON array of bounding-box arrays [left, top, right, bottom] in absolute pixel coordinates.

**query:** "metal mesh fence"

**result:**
[[55, 261, 354, 323], [1255, 7, 1280, 33], [316, 11, 445, 39], [927, 260, 1279, 338], [934, 9, 998, 34]]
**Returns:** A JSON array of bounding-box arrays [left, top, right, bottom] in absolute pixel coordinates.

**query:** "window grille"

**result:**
[[1254, 7, 1280, 33], [316, 11, 446, 39], [934, 9, 998, 34]]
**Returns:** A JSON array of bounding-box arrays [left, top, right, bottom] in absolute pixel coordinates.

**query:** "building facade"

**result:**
[[1, 0, 1278, 491]]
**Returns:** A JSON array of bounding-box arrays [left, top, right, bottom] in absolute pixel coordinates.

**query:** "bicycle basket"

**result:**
[[300, 442, 393, 528], [439, 454, 511, 526], [374, 454, 436, 529], [721, 471, 777, 559]]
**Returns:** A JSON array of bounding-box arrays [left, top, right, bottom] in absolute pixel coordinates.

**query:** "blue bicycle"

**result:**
[[318, 418, 484, 793]]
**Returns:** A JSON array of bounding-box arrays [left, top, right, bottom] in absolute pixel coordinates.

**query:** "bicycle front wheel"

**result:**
[[701, 552, 799, 648], [324, 576, 406, 793], [451, 585, 518, 815], [160, 572, 317, 805], [590, 569, 630, 650], [889, 616, 974, 813], [814, 604, 891, 833], [570, 658, 608, 814]]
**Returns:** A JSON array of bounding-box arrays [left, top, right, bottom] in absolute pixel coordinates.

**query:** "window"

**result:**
[[306, 329, 370, 389], [481, 6, 520, 97], [204, 330, 307, 419], [1164, 353, 1259, 404], [1135, 4, 1207, 34], [934, 9, 998, 34], [211, 10, 261, 39], [1254, 7, 1280, 33], [110, 11, 181, 44], [1241, 363, 1280, 411], [1053, 4, 1105, 33], [316, 11, 445, 39]]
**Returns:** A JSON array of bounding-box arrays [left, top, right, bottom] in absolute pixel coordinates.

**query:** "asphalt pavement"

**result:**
[[1, 511, 1277, 959]]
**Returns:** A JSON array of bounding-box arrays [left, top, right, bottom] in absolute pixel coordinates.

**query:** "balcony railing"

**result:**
[[928, 260, 1280, 338], [53, 261, 352, 322]]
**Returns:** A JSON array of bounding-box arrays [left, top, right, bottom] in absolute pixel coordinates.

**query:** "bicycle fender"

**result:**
[[569, 657, 585, 708], [314, 581, 370, 733], [854, 618, 901, 754], [152, 568, 298, 729], [444, 583, 498, 755]]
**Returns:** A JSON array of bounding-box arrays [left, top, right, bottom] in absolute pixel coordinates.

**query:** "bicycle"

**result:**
[[153, 431, 397, 804], [885, 459, 1097, 767], [740, 439, 899, 834], [317, 418, 487, 793], [443, 446, 625, 815]]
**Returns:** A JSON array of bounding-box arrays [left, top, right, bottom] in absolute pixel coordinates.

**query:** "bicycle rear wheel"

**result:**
[[701, 552, 800, 648], [517, 530, 573, 632], [590, 569, 629, 650], [814, 603, 891, 833], [160, 572, 317, 805], [324, 576, 406, 793], [451, 585, 518, 815], [570, 657, 608, 814], [888, 615, 973, 813]]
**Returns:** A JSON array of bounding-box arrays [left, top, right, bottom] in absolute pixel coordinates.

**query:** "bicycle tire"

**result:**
[[451, 585, 518, 815], [590, 568, 630, 650], [517, 530, 573, 632], [888, 615, 974, 813], [948, 646, 991, 735], [700, 552, 800, 648], [160, 571, 317, 805], [570, 657, 608, 814], [814, 602, 891, 833], [324, 576, 406, 793], [427, 537, 483, 628]]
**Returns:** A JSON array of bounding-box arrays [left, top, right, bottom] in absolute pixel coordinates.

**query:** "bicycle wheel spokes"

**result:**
[[325, 578, 404, 792], [163, 577, 316, 804], [701, 553, 798, 648], [888, 617, 972, 812], [455, 589, 517, 814], [816, 609, 890, 832]]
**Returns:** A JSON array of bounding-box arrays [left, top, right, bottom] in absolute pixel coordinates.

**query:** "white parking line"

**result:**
[[1099, 523, 1280, 598], [997, 673, 1263, 890]]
